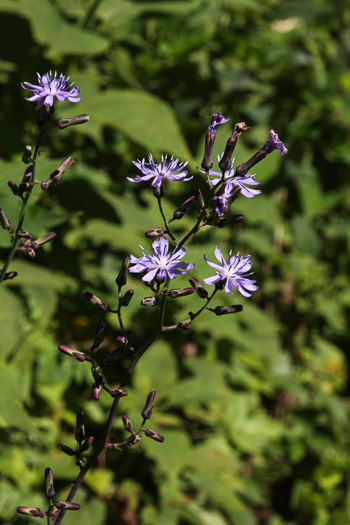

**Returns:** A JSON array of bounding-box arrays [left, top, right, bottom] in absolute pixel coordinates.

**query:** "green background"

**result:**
[[0, 0, 349, 524]]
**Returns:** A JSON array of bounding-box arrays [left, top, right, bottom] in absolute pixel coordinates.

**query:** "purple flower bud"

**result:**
[[212, 305, 243, 315], [189, 277, 208, 299], [169, 287, 195, 298], [18, 167, 33, 194], [263, 129, 288, 155], [41, 180, 51, 190], [128, 434, 142, 446], [75, 410, 85, 443], [145, 227, 165, 238], [80, 435, 94, 453], [56, 114, 90, 129], [144, 428, 165, 443], [170, 195, 196, 221], [57, 443, 76, 456], [201, 113, 230, 171], [216, 215, 244, 228], [117, 335, 128, 345], [120, 289, 134, 307], [116, 254, 130, 287], [194, 188, 205, 210], [31, 232, 56, 248], [55, 501, 80, 510], [58, 345, 86, 362], [110, 388, 128, 397], [8, 181, 19, 195], [50, 157, 74, 183], [219, 122, 250, 172], [0, 209, 12, 230], [84, 292, 109, 311], [22, 145, 33, 164], [93, 377, 103, 400], [16, 229, 33, 238], [27, 247, 36, 258], [91, 322, 107, 354], [17, 506, 46, 518], [141, 296, 158, 306], [141, 389, 156, 420], [3, 271, 18, 281], [45, 467, 55, 499], [122, 415, 134, 433], [99, 346, 125, 368], [178, 321, 191, 330]]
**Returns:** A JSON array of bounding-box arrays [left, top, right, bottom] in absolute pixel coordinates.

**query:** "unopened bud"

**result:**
[[141, 296, 158, 307], [219, 122, 250, 172], [26, 247, 36, 258], [170, 196, 196, 221], [93, 376, 103, 400], [144, 428, 165, 443], [91, 322, 107, 354], [99, 346, 125, 368], [18, 166, 33, 193], [31, 232, 56, 248], [128, 434, 142, 446], [57, 443, 76, 456], [17, 507, 46, 518], [58, 345, 86, 362], [116, 255, 130, 287], [178, 321, 191, 330], [75, 410, 85, 443], [50, 157, 74, 183], [169, 287, 194, 299], [3, 271, 18, 281], [45, 467, 55, 499], [0, 209, 12, 230], [41, 180, 50, 190], [141, 389, 156, 420], [217, 215, 244, 228], [122, 415, 134, 433], [84, 292, 109, 311], [120, 289, 134, 307], [189, 277, 208, 299], [8, 181, 19, 195], [145, 227, 164, 238], [16, 230, 33, 238], [194, 188, 205, 209], [22, 145, 33, 164], [56, 114, 90, 129], [201, 113, 230, 170], [80, 435, 94, 453], [117, 335, 128, 345], [110, 388, 128, 397], [211, 305, 243, 315], [55, 502, 80, 511]]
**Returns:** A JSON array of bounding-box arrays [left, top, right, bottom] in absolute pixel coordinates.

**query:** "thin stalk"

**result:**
[[157, 196, 177, 244]]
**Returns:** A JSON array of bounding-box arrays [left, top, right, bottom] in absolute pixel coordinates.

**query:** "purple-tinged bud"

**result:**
[[0, 209, 12, 230], [201, 113, 230, 171], [80, 435, 94, 453], [18, 167, 33, 193], [91, 322, 107, 354], [84, 292, 109, 311], [22, 145, 33, 164], [58, 345, 86, 362], [144, 428, 165, 443], [178, 321, 191, 330], [93, 376, 103, 401], [110, 388, 128, 397], [16, 230, 33, 238], [56, 114, 90, 129], [153, 185, 164, 199], [122, 415, 134, 433], [141, 389, 156, 420], [50, 157, 74, 183], [214, 280, 225, 291], [45, 467, 55, 499], [117, 335, 128, 345], [263, 129, 288, 155], [99, 346, 125, 368], [57, 443, 76, 456], [128, 434, 142, 446], [116, 255, 130, 288], [55, 501, 80, 510], [194, 188, 205, 210], [170, 196, 196, 221], [217, 215, 244, 228], [26, 247, 36, 259], [49, 508, 60, 521], [8, 181, 19, 195], [145, 227, 165, 238], [75, 410, 85, 443], [141, 296, 158, 307], [169, 287, 195, 299], [17, 507, 46, 518], [41, 180, 50, 190], [219, 122, 250, 172], [3, 271, 18, 281], [120, 289, 134, 307], [189, 277, 208, 299], [211, 305, 243, 316], [31, 232, 56, 248]]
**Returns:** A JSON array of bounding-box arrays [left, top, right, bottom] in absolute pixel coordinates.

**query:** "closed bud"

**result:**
[[8, 181, 19, 195], [84, 292, 109, 311], [45, 467, 55, 499], [16, 230, 33, 238], [41, 180, 51, 190], [120, 289, 134, 307], [201, 113, 230, 170], [58, 345, 86, 362], [128, 434, 142, 446], [170, 196, 196, 221], [122, 415, 134, 433], [219, 122, 250, 172], [117, 335, 128, 345], [57, 443, 76, 456], [211, 305, 243, 316], [22, 145, 33, 164], [145, 227, 164, 238], [18, 166, 33, 193], [75, 410, 85, 443], [56, 114, 90, 129], [17, 507, 46, 518], [217, 215, 244, 228], [178, 321, 191, 330], [50, 157, 74, 183], [116, 255, 130, 287], [141, 296, 158, 307], [91, 322, 107, 354], [80, 435, 94, 453], [169, 287, 195, 299], [189, 277, 208, 299], [194, 188, 205, 209], [141, 389, 156, 419], [27, 247, 36, 258], [55, 502, 80, 511], [93, 376, 103, 400], [31, 232, 56, 248], [0, 209, 12, 230], [3, 271, 18, 281], [144, 428, 165, 443], [99, 346, 125, 368], [110, 388, 128, 397]]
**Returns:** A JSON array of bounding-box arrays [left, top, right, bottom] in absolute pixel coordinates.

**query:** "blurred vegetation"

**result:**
[[0, 0, 350, 524]]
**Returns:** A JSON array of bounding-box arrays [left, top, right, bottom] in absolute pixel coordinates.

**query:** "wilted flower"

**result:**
[[263, 129, 288, 155], [203, 247, 258, 297], [21, 71, 82, 110], [128, 154, 192, 187], [129, 236, 195, 282]]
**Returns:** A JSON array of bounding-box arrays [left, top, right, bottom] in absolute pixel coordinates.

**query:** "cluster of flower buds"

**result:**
[[57, 411, 94, 469], [14, 231, 56, 259]]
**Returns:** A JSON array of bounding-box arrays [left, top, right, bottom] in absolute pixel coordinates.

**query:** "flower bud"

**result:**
[[110, 388, 128, 397], [22, 145, 33, 164], [117, 335, 128, 345], [58, 345, 86, 362], [8, 181, 19, 195], [116, 255, 130, 287], [120, 289, 134, 307], [56, 114, 90, 129], [99, 346, 125, 368], [178, 321, 191, 330], [169, 287, 195, 299], [80, 435, 94, 453], [57, 443, 76, 456], [3, 271, 18, 281], [93, 376, 103, 400], [0, 209, 12, 230], [18, 166, 33, 194], [145, 227, 165, 238], [45, 467, 55, 499], [31, 232, 56, 248], [128, 434, 142, 446], [16, 230, 33, 238], [50, 157, 74, 183], [141, 389, 156, 420], [170, 196, 196, 221], [91, 322, 107, 354], [75, 410, 85, 443], [189, 277, 208, 299], [194, 188, 205, 210], [84, 292, 109, 311], [212, 305, 243, 315], [219, 122, 250, 172], [17, 507, 46, 518], [55, 502, 80, 510], [26, 247, 36, 258], [144, 428, 165, 443], [201, 113, 230, 170], [41, 180, 51, 190], [141, 296, 158, 306], [216, 215, 244, 228], [122, 415, 134, 433]]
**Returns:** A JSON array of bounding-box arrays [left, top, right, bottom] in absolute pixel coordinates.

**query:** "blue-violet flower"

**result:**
[[203, 247, 259, 297], [129, 236, 195, 282], [128, 154, 192, 187], [21, 71, 82, 110], [208, 112, 230, 134], [263, 130, 288, 155]]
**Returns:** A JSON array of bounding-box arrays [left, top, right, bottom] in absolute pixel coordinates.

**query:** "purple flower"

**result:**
[[208, 112, 230, 134], [128, 154, 192, 187], [21, 71, 82, 110], [129, 236, 195, 282], [203, 247, 259, 297], [263, 130, 288, 155]]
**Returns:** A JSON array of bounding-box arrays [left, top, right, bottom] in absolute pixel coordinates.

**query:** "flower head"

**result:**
[[129, 236, 195, 282], [21, 71, 82, 110], [208, 112, 230, 134], [203, 247, 258, 297], [128, 154, 192, 188], [263, 129, 288, 155]]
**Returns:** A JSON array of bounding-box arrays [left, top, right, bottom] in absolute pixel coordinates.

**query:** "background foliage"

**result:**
[[0, 0, 350, 524]]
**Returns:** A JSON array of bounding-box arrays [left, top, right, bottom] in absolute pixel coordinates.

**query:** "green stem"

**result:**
[[157, 196, 177, 244]]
